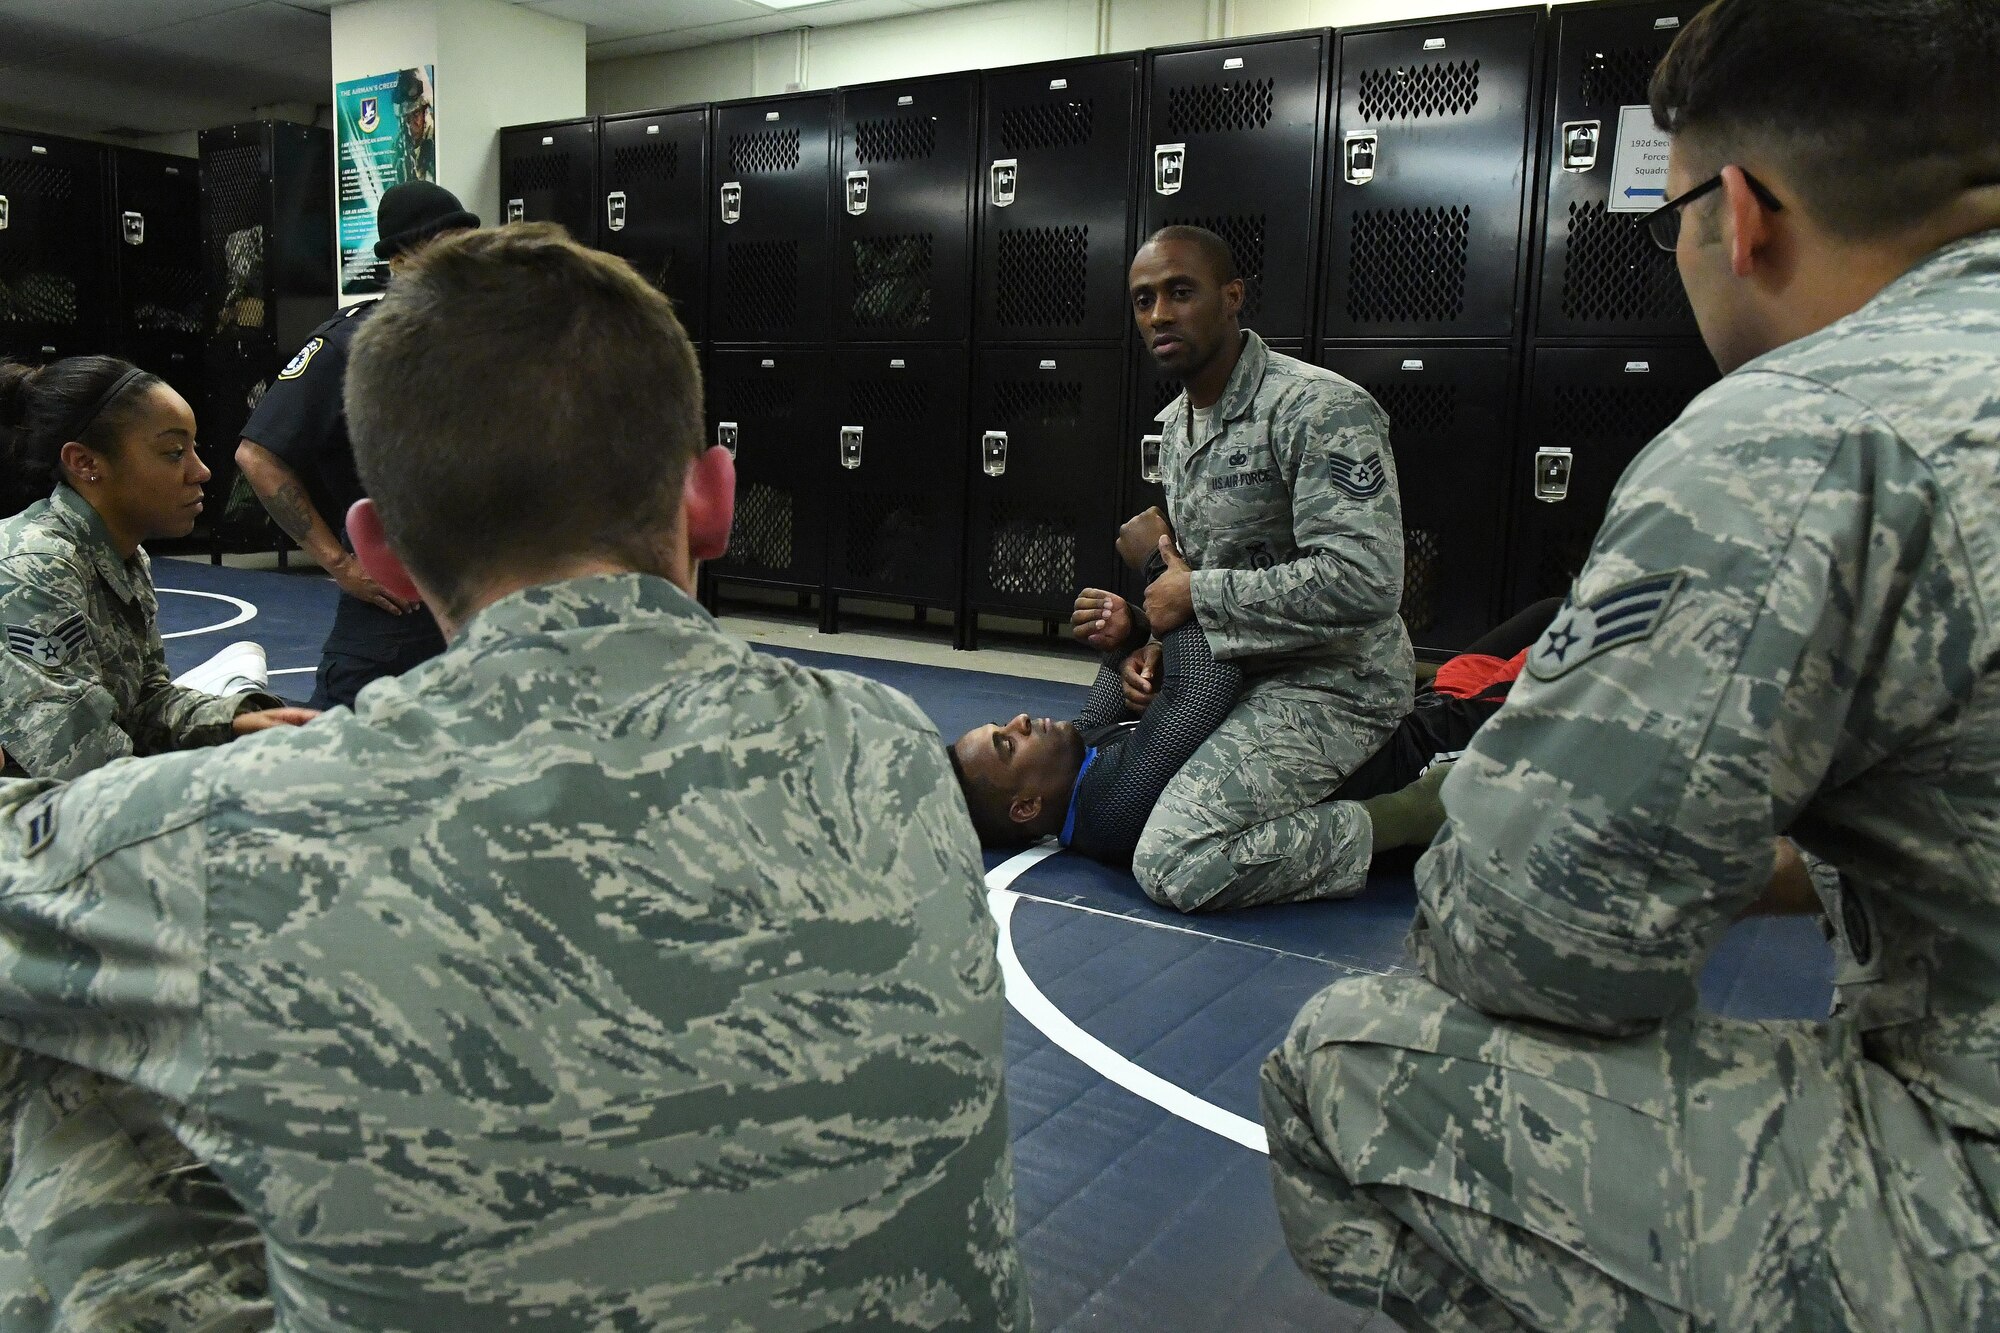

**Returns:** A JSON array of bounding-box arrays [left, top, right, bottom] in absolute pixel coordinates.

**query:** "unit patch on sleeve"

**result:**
[[6, 612, 90, 671], [1328, 451, 1387, 501], [278, 337, 325, 380], [1528, 572, 1685, 681]]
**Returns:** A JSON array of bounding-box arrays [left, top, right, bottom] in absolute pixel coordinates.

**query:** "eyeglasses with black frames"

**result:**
[[1640, 170, 1785, 252]]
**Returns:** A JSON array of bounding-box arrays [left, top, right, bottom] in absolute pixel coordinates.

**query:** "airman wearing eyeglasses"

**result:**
[[1264, 0, 2000, 1329]]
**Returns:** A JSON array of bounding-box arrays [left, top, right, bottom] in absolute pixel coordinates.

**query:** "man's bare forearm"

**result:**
[[234, 440, 349, 571]]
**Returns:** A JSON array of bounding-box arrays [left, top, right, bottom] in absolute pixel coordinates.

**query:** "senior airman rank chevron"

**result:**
[[1528, 571, 1685, 681], [6, 612, 90, 670], [1328, 451, 1387, 501]]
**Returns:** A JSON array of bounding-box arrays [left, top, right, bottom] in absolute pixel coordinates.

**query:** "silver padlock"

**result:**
[[1140, 433, 1164, 484], [718, 421, 739, 457], [1535, 447, 1574, 503], [840, 426, 864, 470], [982, 431, 1008, 477]]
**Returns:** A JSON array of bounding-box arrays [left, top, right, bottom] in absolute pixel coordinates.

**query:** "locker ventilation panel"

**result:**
[[991, 379, 1085, 428], [1401, 527, 1444, 635], [725, 482, 795, 573], [507, 152, 572, 192], [985, 503, 1079, 599], [722, 241, 799, 335], [1165, 79, 1277, 136], [845, 492, 934, 585], [1364, 378, 1459, 637], [1347, 206, 1471, 325], [729, 129, 801, 174], [854, 116, 937, 163], [1150, 374, 1183, 416], [850, 234, 934, 329], [0, 275, 77, 327], [725, 375, 798, 422], [1561, 203, 1691, 324], [998, 100, 1096, 153], [127, 265, 205, 335], [609, 141, 679, 184], [1578, 45, 1670, 109], [1363, 381, 1457, 442], [1548, 382, 1690, 447], [847, 375, 932, 422], [204, 144, 267, 337], [0, 158, 77, 200], [1535, 524, 1596, 597], [1163, 213, 1266, 322], [995, 226, 1089, 329], [1355, 60, 1481, 121]]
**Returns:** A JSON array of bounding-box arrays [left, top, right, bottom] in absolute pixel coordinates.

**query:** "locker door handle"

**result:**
[[606, 191, 627, 232], [121, 211, 144, 245], [0, 195, 9, 231], [1139, 433, 1163, 483], [1561, 121, 1600, 173], [718, 421, 739, 457], [1343, 133, 1377, 186], [720, 182, 743, 224], [506, 198, 525, 223], [839, 426, 864, 470], [990, 158, 1018, 207], [1534, 447, 1573, 502], [981, 431, 1008, 477], [1154, 143, 1185, 195]]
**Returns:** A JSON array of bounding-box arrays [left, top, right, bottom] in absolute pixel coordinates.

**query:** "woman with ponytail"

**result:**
[[0, 356, 315, 779]]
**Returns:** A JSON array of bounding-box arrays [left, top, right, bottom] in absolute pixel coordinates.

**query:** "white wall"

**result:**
[[588, 0, 1594, 115]]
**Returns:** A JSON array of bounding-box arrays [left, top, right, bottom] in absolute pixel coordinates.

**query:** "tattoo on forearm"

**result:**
[[263, 479, 321, 546]]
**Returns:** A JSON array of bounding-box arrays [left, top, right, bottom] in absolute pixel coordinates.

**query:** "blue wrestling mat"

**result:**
[[154, 559, 1835, 1332]]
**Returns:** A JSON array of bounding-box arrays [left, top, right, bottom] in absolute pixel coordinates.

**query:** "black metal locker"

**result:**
[[1320, 9, 1542, 344], [1508, 343, 1716, 606], [704, 346, 830, 593], [109, 147, 203, 407], [599, 107, 709, 341], [1532, 0, 1708, 341], [499, 118, 599, 245], [1316, 347, 1515, 652], [975, 57, 1139, 345], [708, 95, 834, 345], [835, 75, 977, 344], [826, 345, 968, 611], [1142, 33, 1331, 343], [0, 130, 109, 364], [964, 346, 1124, 625]]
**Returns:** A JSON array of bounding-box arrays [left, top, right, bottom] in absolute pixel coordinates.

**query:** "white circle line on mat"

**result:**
[[157, 588, 257, 639], [984, 845, 1268, 1155], [268, 667, 317, 677]]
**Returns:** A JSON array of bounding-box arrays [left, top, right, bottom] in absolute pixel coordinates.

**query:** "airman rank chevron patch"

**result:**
[[6, 612, 90, 671], [1528, 572, 1685, 681], [1329, 452, 1387, 501]]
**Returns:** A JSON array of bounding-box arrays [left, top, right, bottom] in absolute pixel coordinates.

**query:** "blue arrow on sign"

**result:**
[[1625, 186, 1666, 199]]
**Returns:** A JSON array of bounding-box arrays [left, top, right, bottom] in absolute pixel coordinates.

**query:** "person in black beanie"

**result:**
[[234, 181, 478, 709]]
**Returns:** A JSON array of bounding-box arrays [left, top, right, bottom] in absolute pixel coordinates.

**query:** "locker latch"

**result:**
[[720, 181, 742, 225], [0, 196, 10, 231], [982, 431, 1009, 477], [845, 170, 869, 216], [506, 198, 525, 223], [1561, 121, 1600, 173], [840, 426, 864, 470], [606, 192, 627, 232], [1154, 143, 1185, 196], [1535, 447, 1574, 503], [1343, 133, 1377, 186], [120, 211, 144, 246], [1140, 433, 1164, 484], [718, 421, 739, 457], [990, 158, 1018, 208]]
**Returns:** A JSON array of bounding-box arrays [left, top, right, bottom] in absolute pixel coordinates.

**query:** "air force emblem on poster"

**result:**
[[1328, 451, 1387, 501], [358, 96, 380, 134], [1528, 572, 1685, 681], [6, 612, 89, 671], [279, 337, 324, 380]]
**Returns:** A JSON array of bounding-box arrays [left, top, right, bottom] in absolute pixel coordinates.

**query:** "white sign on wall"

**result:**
[[1607, 105, 1672, 213]]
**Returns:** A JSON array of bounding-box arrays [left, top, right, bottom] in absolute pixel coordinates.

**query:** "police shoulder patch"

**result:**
[[278, 337, 325, 380], [6, 612, 90, 671], [1328, 451, 1387, 501], [1527, 571, 1685, 682]]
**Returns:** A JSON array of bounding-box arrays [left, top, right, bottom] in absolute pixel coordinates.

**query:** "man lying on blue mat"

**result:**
[[948, 505, 1561, 896]]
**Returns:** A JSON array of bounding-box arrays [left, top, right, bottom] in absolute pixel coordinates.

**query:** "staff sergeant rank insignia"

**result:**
[[1328, 451, 1387, 501], [1529, 571, 1685, 681], [6, 612, 89, 670], [278, 337, 324, 380]]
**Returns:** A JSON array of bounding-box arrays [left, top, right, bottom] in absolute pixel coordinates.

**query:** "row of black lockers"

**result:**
[[499, 0, 1719, 654], [0, 130, 206, 411]]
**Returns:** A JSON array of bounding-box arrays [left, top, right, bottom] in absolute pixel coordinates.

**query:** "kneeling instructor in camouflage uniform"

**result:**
[[1264, 2, 2000, 1327], [1125, 225, 1414, 913]]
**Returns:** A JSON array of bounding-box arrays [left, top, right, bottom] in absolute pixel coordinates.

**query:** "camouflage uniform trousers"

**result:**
[[0, 1051, 270, 1332], [1132, 669, 1399, 913], [1261, 973, 2000, 1332]]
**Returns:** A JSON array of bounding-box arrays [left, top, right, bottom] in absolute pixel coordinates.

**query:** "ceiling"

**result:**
[[0, 0, 989, 139]]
